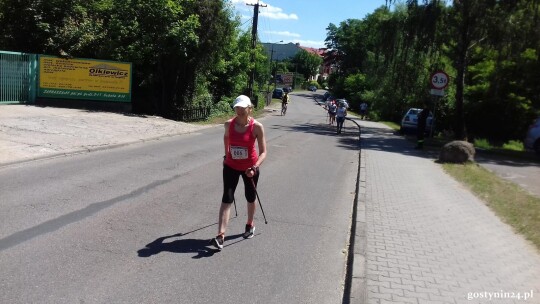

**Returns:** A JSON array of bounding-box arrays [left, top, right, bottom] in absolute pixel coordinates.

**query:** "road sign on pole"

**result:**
[[428, 71, 448, 136], [430, 71, 449, 90], [282, 72, 293, 85], [430, 89, 445, 96]]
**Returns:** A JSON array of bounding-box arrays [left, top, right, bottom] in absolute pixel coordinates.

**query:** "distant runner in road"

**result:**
[[359, 101, 368, 120], [327, 99, 337, 125], [336, 101, 347, 134], [211, 95, 267, 250]]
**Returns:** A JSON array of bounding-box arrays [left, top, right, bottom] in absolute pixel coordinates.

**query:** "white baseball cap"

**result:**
[[233, 95, 252, 108]]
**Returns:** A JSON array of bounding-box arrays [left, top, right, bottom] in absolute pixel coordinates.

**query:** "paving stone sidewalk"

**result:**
[[355, 120, 540, 304]]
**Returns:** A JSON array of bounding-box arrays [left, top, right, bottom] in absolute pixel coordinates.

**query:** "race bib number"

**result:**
[[231, 146, 248, 160]]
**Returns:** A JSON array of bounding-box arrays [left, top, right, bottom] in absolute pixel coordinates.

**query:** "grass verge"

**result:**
[[380, 121, 400, 130], [379, 120, 539, 161], [442, 162, 540, 251]]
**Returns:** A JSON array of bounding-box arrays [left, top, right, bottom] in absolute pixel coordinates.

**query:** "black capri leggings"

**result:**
[[222, 164, 260, 204]]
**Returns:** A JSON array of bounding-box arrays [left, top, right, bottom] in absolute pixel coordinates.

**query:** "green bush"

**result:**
[[301, 80, 319, 89], [317, 78, 328, 89], [502, 140, 524, 151], [307, 81, 319, 88], [254, 92, 266, 110], [474, 138, 524, 151], [474, 138, 493, 149], [209, 98, 234, 118], [192, 93, 213, 107], [368, 111, 380, 121]]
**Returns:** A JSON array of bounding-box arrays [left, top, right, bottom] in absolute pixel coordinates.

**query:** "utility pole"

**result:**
[[247, 0, 266, 103], [267, 40, 282, 93], [267, 46, 274, 93], [293, 63, 298, 90]]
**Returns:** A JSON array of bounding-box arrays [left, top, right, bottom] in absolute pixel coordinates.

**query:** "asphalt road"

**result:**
[[475, 153, 540, 198], [0, 93, 359, 304]]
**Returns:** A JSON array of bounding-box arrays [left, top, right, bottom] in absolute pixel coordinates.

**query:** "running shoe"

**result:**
[[210, 235, 224, 250], [243, 224, 255, 239]]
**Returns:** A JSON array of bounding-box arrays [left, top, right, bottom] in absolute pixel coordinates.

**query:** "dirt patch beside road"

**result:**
[[0, 105, 212, 166]]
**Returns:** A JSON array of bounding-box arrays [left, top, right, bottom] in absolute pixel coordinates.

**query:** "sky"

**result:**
[[230, 0, 391, 49]]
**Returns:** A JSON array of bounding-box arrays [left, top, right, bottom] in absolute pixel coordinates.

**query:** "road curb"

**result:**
[[350, 141, 367, 303], [342, 118, 367, 304]]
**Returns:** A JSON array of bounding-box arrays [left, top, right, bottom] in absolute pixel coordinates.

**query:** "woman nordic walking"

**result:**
[[211, 95, 267, 250]]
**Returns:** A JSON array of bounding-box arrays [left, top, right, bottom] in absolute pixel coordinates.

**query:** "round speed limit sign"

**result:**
[[430, 71, 449, 89]]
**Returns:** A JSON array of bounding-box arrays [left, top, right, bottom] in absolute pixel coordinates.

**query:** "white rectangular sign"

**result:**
[[430, 89, 444, 96]]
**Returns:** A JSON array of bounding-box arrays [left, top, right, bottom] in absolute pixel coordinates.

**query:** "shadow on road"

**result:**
[[360, 123, 540, 166], [302, 74, 538, 163], [269, 122, 360, 151], [293, 93, 320, 99], [137, 230, 245, 259], [358, 124, 440, 160]]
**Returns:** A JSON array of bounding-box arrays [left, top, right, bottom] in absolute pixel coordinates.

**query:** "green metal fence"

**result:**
[[0, 51, 37, 104], [174, 107, 212, 122]]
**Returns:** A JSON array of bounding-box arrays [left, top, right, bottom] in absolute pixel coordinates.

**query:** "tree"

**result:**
[[325, 0, 540, 144], [0, 0, 255, 118], [325, 19, 368, 75], [325, 3, 447, 122], [461, 1, 540, 141], [0, 0, 109, 54], [292, 50, 322, 80]]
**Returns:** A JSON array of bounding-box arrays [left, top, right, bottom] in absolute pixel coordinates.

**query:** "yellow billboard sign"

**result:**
[[38, 56, 132, 102]]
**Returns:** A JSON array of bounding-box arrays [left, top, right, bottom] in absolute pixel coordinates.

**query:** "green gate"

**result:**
[[0, 51, 37, 104]]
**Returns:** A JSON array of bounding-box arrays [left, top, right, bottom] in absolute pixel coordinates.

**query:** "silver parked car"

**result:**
[[524, 117, 540, 154], [400, 108, 433, 134]]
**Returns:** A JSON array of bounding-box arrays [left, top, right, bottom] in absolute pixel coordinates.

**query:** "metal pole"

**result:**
[[430, 95, 440, 138], [246, 0, 267, 100], [267, 41, 282, 93], [267, 45, 274, 93], [293, 63, 297, 90], [249, 178, 268, 224], [273, 59, 278, 90]]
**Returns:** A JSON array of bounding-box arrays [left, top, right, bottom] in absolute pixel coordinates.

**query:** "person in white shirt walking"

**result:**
[[336, 101, 347, 134], [326, 99, 337, 125], [359, 102, 368, 120]]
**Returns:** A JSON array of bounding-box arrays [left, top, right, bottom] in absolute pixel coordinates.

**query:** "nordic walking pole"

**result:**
[[250, 178, 268, 224], [326, 110, 329, 124], [225, 154, 237, 217]]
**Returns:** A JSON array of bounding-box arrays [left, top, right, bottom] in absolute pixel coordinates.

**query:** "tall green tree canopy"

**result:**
[[325, 0, 539, 143], [0, 0, 269, 118], [292, 50, 323, 80]]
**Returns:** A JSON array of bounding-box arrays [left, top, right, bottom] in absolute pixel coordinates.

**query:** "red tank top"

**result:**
[[224, 117, 258, 171]]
